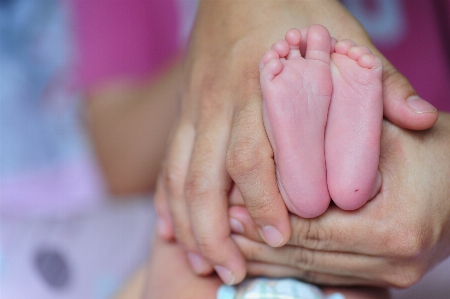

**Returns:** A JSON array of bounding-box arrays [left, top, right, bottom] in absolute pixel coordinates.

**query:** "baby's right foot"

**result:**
[[260, 25, 333, 218], [326, 40, 383, 210]]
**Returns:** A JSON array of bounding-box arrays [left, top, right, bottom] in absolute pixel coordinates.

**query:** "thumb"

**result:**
[[381, 63, 438, 130]]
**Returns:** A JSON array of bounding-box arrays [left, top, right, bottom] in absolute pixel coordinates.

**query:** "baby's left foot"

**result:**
[[326, 40, 383, 210]]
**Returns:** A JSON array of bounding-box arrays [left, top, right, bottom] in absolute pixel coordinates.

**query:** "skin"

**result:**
[[260, 25, 333, 219], [326, 39, 383, 210], [227, 113, 450, 288], [260, 27, 383, 217], [156, 0, 438, 285], [137, 236, 390, 299], [86, 57, 181, 195], [142, 237, 222, 299]]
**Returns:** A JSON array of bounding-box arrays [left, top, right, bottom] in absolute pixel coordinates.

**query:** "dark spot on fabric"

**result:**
[[34, 247, 70, 289]]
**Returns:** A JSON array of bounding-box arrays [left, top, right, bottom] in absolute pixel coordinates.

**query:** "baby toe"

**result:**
[[260, 49, 281, 72], [348, 45, 372, 61], [260, 58, 283, 82], [334, 39, 357, 55], [285, 28, 303, 59], [358, 53, 383, 70]]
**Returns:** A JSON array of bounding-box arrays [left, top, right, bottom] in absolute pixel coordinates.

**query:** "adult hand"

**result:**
[[229, 113, 450, 287], [155, 0, 439, 285]]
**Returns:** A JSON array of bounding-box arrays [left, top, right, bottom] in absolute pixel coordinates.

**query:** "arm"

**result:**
[[156, 0, 438, 285], [143, 237, 222, 299], [229, 112, 450, 287], [86, 57, 181, 195]]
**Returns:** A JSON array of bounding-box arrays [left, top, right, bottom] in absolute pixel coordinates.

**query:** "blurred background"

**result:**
[[0, 0, 449, 298], [0, 0, 196, 298]]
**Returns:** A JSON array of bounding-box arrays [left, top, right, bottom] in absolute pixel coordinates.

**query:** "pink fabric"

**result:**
[[376, 0, 450, 112], [73, 0, 180, 90]]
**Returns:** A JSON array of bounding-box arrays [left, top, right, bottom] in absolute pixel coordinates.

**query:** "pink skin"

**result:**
[[260, 25, 333, 218], [326, 40, 383, 210], [260, 26, 382, 217]]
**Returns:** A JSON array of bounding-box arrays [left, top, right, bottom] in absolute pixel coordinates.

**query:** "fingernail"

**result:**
[[229, 218, 244, 234], [187, 252, 210, 275], [214, 265, 236, 285], [260, 225, 283, 247], [407, 95, 437, 113]]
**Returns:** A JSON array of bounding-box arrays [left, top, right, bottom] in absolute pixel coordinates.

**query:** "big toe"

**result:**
[[305, 24, 331, 64]]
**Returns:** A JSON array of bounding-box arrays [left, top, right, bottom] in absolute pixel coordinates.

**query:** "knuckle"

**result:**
[[226, 138, 270, 179], [237, 236, 264, 262], [292, 221, 331, 250], [245, 245, 263, 262], [383, 66, 412, 94], [384, 225, 428, 258], [245, 195, 277, 218], [196, 236, 221, 259], [164, 163, 186, 195], [291, 248, 315, 269], [386, 263, 426, 288], [377, 223, 430, 288], [300, 270, 320, 284], [401, 233, 427, 258], [184, 172, 214, 204], [383, 67, 400, 87], [226, 100, 273, 180]]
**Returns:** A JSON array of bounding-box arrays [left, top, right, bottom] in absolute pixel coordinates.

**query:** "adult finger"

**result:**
[[378, 58, 438, 130], [228, 205, 261, 240], [185, 116, 247, 285], [163, 121, 214, 276], [245, 262, 377, 286], [229, 201, 381, 255], [154, 172, 174, 240], [232, 235, 386, 282], [234, 233, 422, 288], [337, 26, 439, 130], [230, 194, 416, 259], [226, 96, 292, 248], [232, 204, 431, 288], [229, 120, 446, 288], [321, 0, 438, 130], [229, 120, 409, 256]]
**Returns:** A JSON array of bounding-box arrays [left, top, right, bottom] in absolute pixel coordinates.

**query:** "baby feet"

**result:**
[[260, 25, 333, 218], [260, 25, 382, 218]]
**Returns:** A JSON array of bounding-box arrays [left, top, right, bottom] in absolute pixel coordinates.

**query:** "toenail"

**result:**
[[259, 225, 283, 247], [407, 95, 437, 113]]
